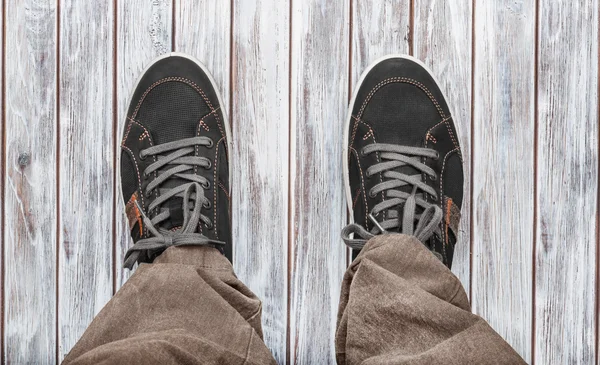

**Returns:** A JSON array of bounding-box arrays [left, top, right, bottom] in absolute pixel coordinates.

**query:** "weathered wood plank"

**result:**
[[352, 0, 410, 71], [231, 0, 289, 361], [535, 0, 598, 363], [3, 0, 56, 363], [174, 0, 231, 110], [57, 0, 114, 360], [471, 1, 535, 361], [289, 1, 349, 363], [413, 0, 472, 297], [115, 0, 172, 289]]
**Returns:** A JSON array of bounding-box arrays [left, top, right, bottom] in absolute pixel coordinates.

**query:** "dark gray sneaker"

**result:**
[[120, 53, 232, 269], [342, 55, 464, 268]]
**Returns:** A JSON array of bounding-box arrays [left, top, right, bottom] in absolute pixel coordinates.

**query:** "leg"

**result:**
[[340, 55, 525, 364], [63, 53, 275, 364], [63, 246, 276, 364], [335, 234, 525, 364]]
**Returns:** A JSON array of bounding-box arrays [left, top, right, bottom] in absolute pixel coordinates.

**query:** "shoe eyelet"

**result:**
[[139, 151, 147, 160], [206, 221, 214, 230], [434, 151, 440, 160], [203, 200, 212, 209], [365, 170, 371, 178], [201, 180, 211, 189], [206, 139, 214, 148], [205, 160, 212, 170], [431, 174, 437, 181], [368, 189, 376, 198], [360, 148, 367, 157], [431, 194, 438, 202]]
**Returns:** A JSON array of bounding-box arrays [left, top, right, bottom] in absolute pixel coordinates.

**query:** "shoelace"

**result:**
[[123, 136, 224, 269], [342, 143, 443, 250]]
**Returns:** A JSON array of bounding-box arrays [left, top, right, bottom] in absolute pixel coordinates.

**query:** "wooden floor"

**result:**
[[1, 0, 599, 363]]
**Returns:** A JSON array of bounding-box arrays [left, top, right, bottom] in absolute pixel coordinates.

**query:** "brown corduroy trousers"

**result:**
[[63, 234, 526, 364]]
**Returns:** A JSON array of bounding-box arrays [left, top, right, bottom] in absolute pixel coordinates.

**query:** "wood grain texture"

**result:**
[[174, 0, 231, 110], [413, 0, 472, 297], [2, 1, 600, 362], [289, 1, 349, 363], [535, 0, 598, 363], [351, 0, 410, 70], [471, 1, 535, 361], [57, 0, 114, 360], [3, 0, 55, 362], [231, 0, 289, 362], [115, 0, 172, 289]]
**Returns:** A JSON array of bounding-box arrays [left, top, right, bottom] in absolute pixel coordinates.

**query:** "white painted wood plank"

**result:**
[[231, 0, 289, 361], [535, 0, 598, 363], [3, 0, 56, 363], [413, 0, 472, 297], [352, 0, 410, 71], [115, 0, 172, 289], [471, 1, 535, 361], [174, 0, 231, 110], [289, 1, 348, 363], [57, 0, 114, 360]]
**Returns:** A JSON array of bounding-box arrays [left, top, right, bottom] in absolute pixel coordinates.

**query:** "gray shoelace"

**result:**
[[342, 143, 443, 250], [123, 136, 224, 269]]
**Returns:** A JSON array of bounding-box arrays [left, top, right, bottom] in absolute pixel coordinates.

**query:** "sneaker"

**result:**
[[342, 55, 464, 268], [120, 53, 232, 269]]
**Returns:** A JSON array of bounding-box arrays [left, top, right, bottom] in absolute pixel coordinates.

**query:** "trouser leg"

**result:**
[[335, 234, 526, 365], [63, 246, 276, 365]]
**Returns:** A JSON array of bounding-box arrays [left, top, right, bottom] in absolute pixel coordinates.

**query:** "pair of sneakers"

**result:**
[[120, 53, 463, 270]]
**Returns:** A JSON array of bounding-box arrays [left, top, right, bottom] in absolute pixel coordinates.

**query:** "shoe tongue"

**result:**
[[150, 165, 191, 232], [162, 197, 185, 231]]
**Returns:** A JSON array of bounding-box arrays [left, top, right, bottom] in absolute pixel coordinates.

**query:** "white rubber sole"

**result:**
[[124, 52, 233, 195], [342, 54, 455, 222]]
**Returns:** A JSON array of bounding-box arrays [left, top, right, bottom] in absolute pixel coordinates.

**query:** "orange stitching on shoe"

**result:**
[[357, 77, 446, 119], [138, 130, 150, 141], [213, 137, 225, 239], [444, 117, 459, 149], [127, 118, 153, 142], [439, 147, 459, 262], [122, 119, 136, 144], [352, 188, 361, 209], [445, 197, 453, 246], [121, 144, 145, 211], [219, 181, 230, 201], [195, 109, 220, 174], [359, 119, 386, 218], [426, 133, 437, 144], [425, 117, 450, 138], [350, 147, 369, 227], [126, 118, 160, 209], [424, 117, 452, 204]]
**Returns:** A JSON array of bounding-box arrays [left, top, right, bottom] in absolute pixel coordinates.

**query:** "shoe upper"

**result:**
[[343, 56, 464, 268], [120, 55, 231, 269]]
